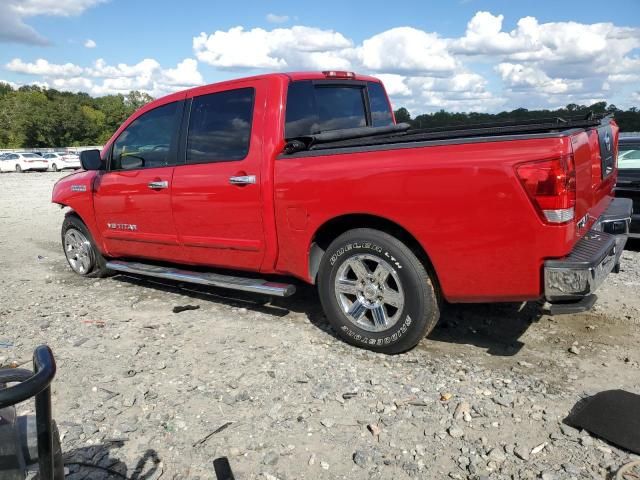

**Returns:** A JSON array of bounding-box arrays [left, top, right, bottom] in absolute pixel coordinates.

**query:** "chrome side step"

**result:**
[[105, 260, 296, 297]]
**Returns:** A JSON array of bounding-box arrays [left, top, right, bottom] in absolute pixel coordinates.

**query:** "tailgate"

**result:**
[[571, 119, 618, 236]]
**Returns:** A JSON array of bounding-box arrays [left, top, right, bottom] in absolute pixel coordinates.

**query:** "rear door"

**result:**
[[171, 81, 266, 271], [94, 98, 186, 261]]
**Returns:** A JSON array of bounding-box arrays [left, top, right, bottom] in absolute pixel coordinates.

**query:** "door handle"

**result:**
[[229, 175, 256, 186], [148, 180, 169, 189]]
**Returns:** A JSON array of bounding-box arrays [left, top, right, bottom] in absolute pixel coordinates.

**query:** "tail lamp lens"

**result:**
[[516, 156, 576, 224]]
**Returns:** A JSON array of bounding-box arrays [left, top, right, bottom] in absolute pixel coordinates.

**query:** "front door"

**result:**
[[94, 99, 186, 262], [171, 82, 266, 271]]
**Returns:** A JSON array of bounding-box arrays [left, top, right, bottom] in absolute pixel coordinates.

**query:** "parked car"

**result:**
[[0, 152, 49, 172], [0, 152, 10, 169], [616, 136, 640, 238], [44, 152, 81, 172], [52, 71, 632, 353]]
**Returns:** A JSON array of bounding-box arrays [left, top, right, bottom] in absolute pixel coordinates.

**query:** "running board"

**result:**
[[105, 260, 296, 297]]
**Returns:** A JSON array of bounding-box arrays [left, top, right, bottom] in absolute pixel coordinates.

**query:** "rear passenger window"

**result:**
[[368, 82, 394, 127], [186, 88, 254, 163], [111, 102, 180, 171], [285, 81, 368, 138]]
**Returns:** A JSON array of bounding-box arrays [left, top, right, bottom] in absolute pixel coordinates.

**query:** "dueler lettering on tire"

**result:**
[[318, 228, 440, 354]]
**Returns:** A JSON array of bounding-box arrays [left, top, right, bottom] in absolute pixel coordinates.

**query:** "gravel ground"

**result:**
[[1, 171, 639, 480]]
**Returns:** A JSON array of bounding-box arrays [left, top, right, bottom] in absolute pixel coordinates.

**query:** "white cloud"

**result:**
[[0, 0, 106, 45], [87, 58, 161, 79], [160, 58, 204, 87], [373, 74, 411, 97], [84, 38, 96, 48], [496, 63, 582, 95], [11, 0, 107, 17], [266, 13, 289, 24], [5, 57, 204, 97], [5, 10, 640, 112], [6, 58, 84, 77], [355, 27, 457, 75], [193, 26, 352, 70]]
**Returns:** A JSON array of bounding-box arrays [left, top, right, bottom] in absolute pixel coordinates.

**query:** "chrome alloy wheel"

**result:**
[[334, 254, 405, 332], [64, 228, 95, 274]]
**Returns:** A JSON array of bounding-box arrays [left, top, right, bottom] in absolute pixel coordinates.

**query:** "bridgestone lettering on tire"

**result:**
[[318, 228, 440, 354]]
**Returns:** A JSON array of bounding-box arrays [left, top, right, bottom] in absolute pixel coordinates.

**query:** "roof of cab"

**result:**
[[143, 71, 383, 110]]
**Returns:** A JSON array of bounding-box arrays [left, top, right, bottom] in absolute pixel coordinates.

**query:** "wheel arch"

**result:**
[[308, 214, 440, 293]]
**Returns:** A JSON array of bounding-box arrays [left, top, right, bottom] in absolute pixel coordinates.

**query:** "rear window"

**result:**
[[23, 153, 41, 159], [285, 81, 393, 139], [619, 145, 640, 169]]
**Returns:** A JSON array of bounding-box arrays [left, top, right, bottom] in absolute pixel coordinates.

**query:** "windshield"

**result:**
[[619, 145, 640, 169]]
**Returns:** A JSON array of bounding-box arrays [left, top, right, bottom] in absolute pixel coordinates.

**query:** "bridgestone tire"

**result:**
[[61, 214, 112, 278], [318, 228, 440, 354]]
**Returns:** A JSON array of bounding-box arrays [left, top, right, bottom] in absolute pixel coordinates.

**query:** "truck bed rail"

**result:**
[[283, 113, 607, 154]]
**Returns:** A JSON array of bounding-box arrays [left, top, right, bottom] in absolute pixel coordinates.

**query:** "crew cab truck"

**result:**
[[52, 71, 632, 354]]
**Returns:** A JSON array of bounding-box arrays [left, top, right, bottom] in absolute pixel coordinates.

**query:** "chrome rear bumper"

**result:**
[[544, 198, 632, 301]]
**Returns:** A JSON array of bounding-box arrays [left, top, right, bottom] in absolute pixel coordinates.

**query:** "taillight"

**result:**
[[516, 155, 576, 224]]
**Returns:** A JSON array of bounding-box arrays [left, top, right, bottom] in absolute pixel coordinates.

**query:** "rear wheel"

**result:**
[[318, 228, 440, 354], [61, 215, 112, 277], [15, 164, 22, 173], [51, 163, 58, 172]]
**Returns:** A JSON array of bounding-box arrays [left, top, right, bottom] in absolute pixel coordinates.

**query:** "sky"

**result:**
[[0, 0, 639, 114]]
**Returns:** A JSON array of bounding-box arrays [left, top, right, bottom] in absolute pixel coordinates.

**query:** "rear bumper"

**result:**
[[543, 198, 632, 301]]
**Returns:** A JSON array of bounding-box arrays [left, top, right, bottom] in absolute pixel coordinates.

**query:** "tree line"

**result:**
[[394, 102, 640, 132], [1, 82, 639, 148], [0, 83, 153, 148]]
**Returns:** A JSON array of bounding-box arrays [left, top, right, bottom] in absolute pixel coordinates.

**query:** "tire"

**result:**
[[16, 164, 22, 173], [51, 163, 58, 172], [61, 215, 112, 277], [318, 228, 440, 354]]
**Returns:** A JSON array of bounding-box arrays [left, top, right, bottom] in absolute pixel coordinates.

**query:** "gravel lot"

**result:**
[[1, 171, 639, 480]]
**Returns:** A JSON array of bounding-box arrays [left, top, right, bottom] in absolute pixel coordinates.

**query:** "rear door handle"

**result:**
[[148, 180, 169, 189], [229, 175, 256, 186]]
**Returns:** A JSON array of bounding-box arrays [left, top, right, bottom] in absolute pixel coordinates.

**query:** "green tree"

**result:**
[[394, 107, 411, 124]]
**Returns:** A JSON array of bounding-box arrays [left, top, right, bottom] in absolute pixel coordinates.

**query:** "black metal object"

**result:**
[[213, 457, 236, 480], [543, 294, 598, 315], [0, 346, 57, 480]]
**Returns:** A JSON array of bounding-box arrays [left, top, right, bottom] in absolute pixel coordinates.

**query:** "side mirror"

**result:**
[[80, 149, 102, 171]]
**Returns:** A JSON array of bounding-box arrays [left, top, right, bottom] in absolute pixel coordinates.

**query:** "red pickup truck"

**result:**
[[52, 71, 632, 354]]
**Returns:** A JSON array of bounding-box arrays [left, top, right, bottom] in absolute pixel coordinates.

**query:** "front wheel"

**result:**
[[318, 228, 440, 354], [61, 215, 112, 277]]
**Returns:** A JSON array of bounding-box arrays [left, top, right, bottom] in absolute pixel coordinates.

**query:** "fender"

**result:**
[[51, 170, 108, 255]]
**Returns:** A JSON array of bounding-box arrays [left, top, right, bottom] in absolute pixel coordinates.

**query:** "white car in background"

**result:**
[[0, 152, 49, 173], [44, 152, 81, 171]]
